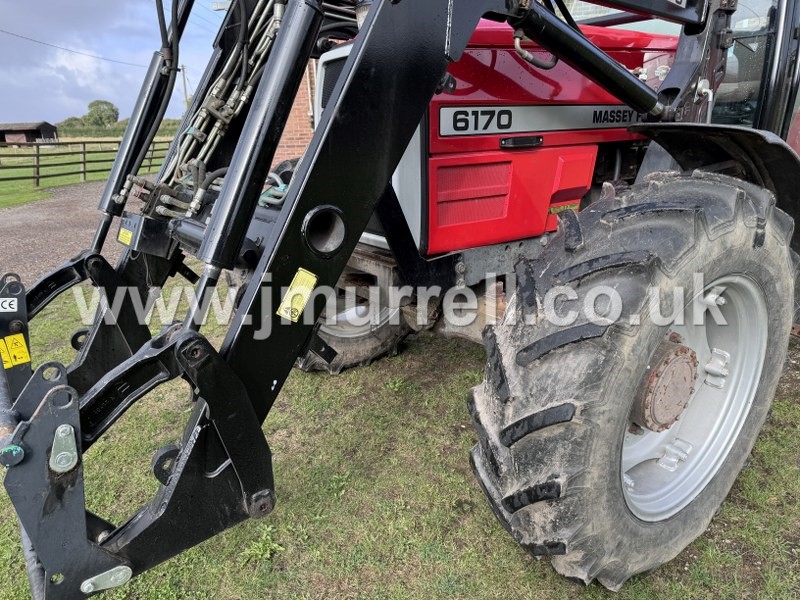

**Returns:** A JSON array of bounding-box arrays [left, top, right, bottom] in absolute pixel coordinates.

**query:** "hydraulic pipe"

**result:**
[[512, 3, 664, 117], [96, 0, 195, 222], [197, 0, 324, 269]]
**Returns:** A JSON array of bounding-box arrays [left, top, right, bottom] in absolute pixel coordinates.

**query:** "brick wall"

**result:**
[[273, 64, 316, 164]]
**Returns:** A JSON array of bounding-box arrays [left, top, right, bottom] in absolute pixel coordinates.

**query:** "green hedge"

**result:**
[[58, 123, 181, 139]]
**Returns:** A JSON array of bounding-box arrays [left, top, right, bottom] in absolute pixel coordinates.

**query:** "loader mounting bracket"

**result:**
[[4, 328, 274, 598]]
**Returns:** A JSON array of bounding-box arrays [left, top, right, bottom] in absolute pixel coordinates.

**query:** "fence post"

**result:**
[[80, 143, 87, 182], [147, 144, 155, 173], [33, 144, 40, 188]]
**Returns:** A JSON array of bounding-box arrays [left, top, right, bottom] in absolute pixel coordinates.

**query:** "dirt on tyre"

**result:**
[[469, 171, 795, 589]]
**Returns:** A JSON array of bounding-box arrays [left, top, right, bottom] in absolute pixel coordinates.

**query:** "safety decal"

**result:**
[[118, 228, 133, 246], [276, 268, 319, 323], [1, 334, 30, 367], [548, 202, 580, 215], [0, 339, 11, 369]]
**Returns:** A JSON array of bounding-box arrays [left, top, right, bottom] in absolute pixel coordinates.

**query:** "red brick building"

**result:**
[[274, 65, 316, 163]]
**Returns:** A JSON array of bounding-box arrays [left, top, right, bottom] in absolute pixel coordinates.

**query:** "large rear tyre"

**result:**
[[470, 172, 795, 589]]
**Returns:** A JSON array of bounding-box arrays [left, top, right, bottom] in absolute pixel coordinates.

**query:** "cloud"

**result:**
[[0, 0, 217, 123]]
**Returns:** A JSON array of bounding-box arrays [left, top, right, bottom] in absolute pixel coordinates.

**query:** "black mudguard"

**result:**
[[632, 123, 800, 252]]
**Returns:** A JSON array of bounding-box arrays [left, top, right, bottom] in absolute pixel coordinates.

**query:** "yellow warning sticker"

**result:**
[[3, 334, 31, 367], [118, 228, 133, 246], [548, 202, 580, 215], [276, 268, 319, 323], [0, 339, 11, 370]]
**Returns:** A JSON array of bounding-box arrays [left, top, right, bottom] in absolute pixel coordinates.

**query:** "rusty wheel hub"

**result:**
[[632, 340, 699, 433]]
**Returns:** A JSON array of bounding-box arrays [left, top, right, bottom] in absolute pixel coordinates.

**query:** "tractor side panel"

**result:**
[[427, 146, 597, 254], [425, 22, 677, 254]]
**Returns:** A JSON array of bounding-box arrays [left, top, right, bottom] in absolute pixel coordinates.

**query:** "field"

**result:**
[[0, 276, 798, 599], [0, 139, 168, 210]]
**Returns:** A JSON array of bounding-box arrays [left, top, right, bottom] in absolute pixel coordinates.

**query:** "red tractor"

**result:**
[[2, 0, 799, 596]]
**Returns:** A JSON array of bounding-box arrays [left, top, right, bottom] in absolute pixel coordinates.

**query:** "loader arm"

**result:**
[[0, 0, 738, 597]]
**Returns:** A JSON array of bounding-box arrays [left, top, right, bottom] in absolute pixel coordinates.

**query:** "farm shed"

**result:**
[[0, 122, 59, 143]]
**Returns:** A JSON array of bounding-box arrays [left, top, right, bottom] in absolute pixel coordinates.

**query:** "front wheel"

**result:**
[[470, 172, 795, 589]]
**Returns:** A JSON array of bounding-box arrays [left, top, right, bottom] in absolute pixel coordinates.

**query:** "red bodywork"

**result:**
[[425, 20, 678, 254]]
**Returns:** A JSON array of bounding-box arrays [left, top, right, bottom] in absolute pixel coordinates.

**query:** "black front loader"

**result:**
[[0, 0, 784, 596]]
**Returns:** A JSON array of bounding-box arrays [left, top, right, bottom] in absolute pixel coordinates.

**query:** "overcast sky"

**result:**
[[0, 0, 221, 124]]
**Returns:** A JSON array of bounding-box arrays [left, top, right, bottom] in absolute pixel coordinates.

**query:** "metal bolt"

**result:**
[[9, 320, 23, 334], [701, 286, 726, 307], [0, 445, 25, 468], [248, 490, 275, 518], [455, 262, 466, 274], [456, 279, 466, 289], [49, 424, 78, 473], [80, 565, 133, 593], [54, 452, 73, 468]]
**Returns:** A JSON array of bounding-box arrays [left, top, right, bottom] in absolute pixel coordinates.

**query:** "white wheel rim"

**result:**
[[621, 274, 768, 521], [319, 298, 399, 340]]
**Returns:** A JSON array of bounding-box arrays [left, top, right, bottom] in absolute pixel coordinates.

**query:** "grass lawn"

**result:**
[[0, 279, 798, 599]]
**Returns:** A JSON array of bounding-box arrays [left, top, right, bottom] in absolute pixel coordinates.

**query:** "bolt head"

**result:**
[[57, 425, 72, 438], [0, 445, 24, 467], [81, 582, 95, 594], [54, 452, 73, 468]]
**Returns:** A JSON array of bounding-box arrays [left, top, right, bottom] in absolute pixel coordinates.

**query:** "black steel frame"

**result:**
[[0, 0, 755, 597]]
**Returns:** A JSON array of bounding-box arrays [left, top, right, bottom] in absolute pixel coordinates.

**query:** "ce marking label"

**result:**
[[0, 298, 18, 313]]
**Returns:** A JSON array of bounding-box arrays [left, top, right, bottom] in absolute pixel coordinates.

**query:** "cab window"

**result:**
[[712, 0, 778, 126]]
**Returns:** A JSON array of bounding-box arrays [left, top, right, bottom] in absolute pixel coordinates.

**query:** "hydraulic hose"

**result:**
[[155, 0, 171, 58], [20, 523, 45, 600], [201, 167, 229, 190], [0, 359, 16, 443], [134, 0, 181, 170]]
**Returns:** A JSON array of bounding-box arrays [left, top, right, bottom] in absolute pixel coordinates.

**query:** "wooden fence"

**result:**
[[0, 140, 171, 187]]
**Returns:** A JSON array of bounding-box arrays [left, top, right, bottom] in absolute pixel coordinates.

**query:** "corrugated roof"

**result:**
[[0, 122, 56, 131]]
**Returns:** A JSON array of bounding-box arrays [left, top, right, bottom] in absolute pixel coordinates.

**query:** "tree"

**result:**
[[84, 100, 119, 128], [58, 116, 84, 129]]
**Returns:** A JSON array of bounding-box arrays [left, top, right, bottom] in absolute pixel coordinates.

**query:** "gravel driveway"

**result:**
[[0, 182, 123, 286]]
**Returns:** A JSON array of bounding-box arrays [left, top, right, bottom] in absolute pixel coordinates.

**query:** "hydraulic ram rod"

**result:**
[[95, 0, 194, 231], [197, 0, 324, 270], [511, 2, 664, 116]]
